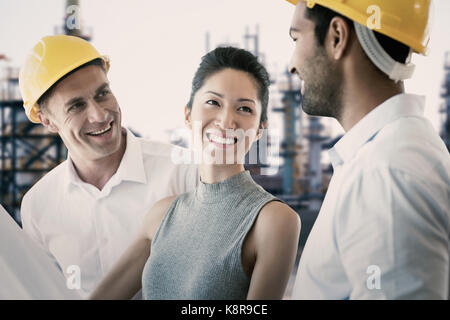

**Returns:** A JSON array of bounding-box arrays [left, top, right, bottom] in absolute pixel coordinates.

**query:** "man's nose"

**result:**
[[289, 53, 297, 75], [289, 66, 297, 74], [86, 100, 108, 123]]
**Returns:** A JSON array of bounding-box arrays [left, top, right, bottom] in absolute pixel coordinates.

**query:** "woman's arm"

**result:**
[[246, 201, 301, 300], [89, 195, 177, 300]]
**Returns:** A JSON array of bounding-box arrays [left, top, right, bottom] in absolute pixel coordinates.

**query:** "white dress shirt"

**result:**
[[0, 205, 80, 299], [20, 129, 199, 297], [293, 94, 450, 299]]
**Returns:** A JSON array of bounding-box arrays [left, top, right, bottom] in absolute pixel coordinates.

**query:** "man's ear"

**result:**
[[184, 105, 192, 130], [255, 121, 267, 141], [37, 110, 59, 133], [327, 16, 352, 60]]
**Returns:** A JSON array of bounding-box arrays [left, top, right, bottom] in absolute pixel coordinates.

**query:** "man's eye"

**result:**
[[69, 102, 85, 111], [206, 100, 219, 106], [99, 89, 110, 97]]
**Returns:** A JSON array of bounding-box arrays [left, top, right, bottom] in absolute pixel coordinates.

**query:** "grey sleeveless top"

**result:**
[[141, 170, 280, 300]]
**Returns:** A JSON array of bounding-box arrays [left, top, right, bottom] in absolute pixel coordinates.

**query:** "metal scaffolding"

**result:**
[[440, 52, 450, 151], [0, 100, 67, 224], [273, 69, 302, 196]]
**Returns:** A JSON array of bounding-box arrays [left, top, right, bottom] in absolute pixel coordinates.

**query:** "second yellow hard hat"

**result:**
[[285, 0, 432, 55]]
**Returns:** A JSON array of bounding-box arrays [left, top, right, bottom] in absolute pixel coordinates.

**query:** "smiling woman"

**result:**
[[185, 47, 271, 168], [188, 68, 262, 167], [90, 47, 301, 300], [187, 46, 269, 125]]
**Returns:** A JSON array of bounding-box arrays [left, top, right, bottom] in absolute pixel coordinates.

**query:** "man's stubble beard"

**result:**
[[300, 47, 343, 120]]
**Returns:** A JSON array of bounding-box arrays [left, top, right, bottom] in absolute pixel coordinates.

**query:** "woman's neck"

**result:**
[[199, 164, 245, 184]]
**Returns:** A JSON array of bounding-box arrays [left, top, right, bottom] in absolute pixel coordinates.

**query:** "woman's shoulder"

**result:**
[[150, 190, 196, 213], [142, 195, 180, 241], [260, 200, 300, 221], [153, 194, 179, 211], [254, 200, 301, 242], [245, 181, 300, 226]]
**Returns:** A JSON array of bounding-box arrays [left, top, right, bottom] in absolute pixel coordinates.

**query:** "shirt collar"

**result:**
[[65, 155, 82, 188], [114, 128, 147, 184], [329, 93, 425, 168], [64, 128, 147, 191]]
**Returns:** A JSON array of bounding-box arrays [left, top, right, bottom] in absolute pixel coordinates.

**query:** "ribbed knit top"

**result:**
[[141, 170, 280, 300]]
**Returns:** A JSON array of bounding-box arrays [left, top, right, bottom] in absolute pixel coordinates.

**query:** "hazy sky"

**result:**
[[1, 0, 449, 142]]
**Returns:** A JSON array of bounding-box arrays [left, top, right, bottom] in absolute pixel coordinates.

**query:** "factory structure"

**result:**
[[1, 1, 450, 249], [440, 52, 450, 151]]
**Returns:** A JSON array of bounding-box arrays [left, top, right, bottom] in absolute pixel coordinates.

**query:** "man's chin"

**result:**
[[88, 141, 123, 160], [301, 100, 321, 116], [302, 97, 336, 118]]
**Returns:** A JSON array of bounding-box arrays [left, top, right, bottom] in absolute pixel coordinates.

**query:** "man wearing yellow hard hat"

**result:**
[[285, 0, 450, 299], [18, 35, 198, 298]]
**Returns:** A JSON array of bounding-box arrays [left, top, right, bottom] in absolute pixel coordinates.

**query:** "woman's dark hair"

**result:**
[[187, 46, 270, 125], [305, 4, 410, 64]]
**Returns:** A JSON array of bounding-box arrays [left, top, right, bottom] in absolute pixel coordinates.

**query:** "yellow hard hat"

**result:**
[[285, 0, 432, 55], [19, 35, 110, 123]]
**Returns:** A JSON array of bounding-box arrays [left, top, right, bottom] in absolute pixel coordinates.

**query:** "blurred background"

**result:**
[[1, 0, 449, 298]]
